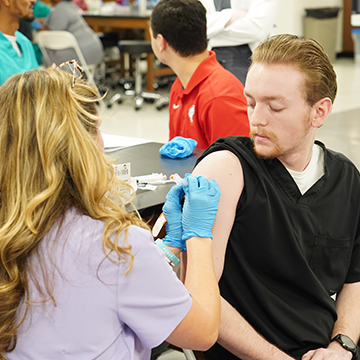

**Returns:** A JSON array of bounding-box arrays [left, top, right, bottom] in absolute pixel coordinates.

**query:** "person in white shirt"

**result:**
[[200, 0, 279, 85]]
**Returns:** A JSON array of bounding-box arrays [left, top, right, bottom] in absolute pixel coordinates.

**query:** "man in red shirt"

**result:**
[[149, 0, 250, 150]]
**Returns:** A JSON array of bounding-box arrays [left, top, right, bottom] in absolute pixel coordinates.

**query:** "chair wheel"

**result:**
[[108, 94, 122, 107], [135, 96, 143, 110], [107, 103, 113, 108], [157, 103, 168, 110]]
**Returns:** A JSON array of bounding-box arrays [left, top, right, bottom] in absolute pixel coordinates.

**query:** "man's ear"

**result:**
[[311, 97, 332, 128], [157, 34, 167, 53]]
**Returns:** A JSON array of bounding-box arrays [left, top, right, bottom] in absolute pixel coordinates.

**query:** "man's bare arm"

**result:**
[[193, 150, 242, 279], [218, 297, 294, 360]]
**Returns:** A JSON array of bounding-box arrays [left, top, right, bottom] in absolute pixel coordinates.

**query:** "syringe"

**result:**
[[170, 173, 189, 185]]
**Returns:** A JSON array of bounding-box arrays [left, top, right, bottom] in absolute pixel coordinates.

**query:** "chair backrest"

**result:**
[[36, 30, 105, 109], [36, 30, 96, 86]]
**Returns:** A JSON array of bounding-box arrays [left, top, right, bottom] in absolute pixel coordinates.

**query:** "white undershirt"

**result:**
[[3, 33, 21, 56], [286, 144, 325, 195]]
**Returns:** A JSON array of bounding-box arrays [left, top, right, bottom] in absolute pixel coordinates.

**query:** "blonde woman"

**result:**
[[0, 68, 221, 359]]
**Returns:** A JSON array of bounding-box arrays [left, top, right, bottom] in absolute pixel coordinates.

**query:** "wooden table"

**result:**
[[83, 12, 174, 91]]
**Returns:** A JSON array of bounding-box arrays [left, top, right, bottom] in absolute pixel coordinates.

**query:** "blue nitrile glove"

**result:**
[[162, 184, 186, 251], [182, 174, 221, 241], [159, 136, 197, 159]]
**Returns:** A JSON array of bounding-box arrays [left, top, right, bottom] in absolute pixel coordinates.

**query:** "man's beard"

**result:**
[[250, 128, 283, 159], [21, 13, 35, 22], [250, 112, 313, 160], [21, 6, 35, 22]]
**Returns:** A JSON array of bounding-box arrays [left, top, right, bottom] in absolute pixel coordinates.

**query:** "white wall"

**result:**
[[274, 0, 343, 52]]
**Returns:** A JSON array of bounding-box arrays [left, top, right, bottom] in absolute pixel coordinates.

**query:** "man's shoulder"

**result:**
[[315, 142, 360, 188], [0, 31, 6, 42], [198, 136, 254, 163], [318, 141, 356, 168], [199, 59, 245, 100], [55, 1, 71, 8], [325, 146, 360, 175], [1, 30, 31, 45], [51, 0, 72, 14], [170, 77, 183, 93]]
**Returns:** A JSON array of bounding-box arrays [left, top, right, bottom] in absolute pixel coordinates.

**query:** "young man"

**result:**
[[149, 0, 250, 150], [191, 34, 360, 359], [0, 0, 39, 85]]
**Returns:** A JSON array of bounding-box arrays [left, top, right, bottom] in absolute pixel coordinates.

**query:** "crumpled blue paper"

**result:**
[[159, 136, 197, 159]]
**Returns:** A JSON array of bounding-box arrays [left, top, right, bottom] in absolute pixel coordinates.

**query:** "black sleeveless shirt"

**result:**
[[197, 136, 360, 359]]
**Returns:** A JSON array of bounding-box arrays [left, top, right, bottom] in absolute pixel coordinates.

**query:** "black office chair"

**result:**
[[107, 40, 166, 111]]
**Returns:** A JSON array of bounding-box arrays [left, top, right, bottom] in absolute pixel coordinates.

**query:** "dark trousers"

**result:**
[[212, 44, 252, 86]]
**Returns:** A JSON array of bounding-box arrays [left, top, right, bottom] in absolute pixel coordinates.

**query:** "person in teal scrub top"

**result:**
[[0, 0, 39, 85]]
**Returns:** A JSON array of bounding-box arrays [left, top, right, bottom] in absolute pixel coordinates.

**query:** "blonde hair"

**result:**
[[250, 34, 337, 106], [0, 69, 148, 355]]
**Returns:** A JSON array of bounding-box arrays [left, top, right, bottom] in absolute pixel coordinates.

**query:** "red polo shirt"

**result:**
[[169, 51, 249, 149]]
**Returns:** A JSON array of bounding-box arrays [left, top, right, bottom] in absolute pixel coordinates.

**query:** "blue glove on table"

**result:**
[[159, 136, 197, 159], [162, 184, 186, 251], [182, 174, 221, 241]]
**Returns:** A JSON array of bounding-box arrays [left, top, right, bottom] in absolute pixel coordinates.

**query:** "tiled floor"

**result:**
[[99, 58, 360, 360], [99, 86, 170, 144]]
